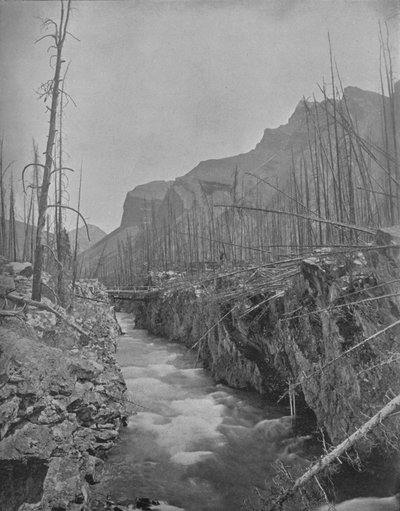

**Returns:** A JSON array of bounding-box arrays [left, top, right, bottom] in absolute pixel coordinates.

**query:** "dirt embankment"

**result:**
[[135, 247, 400, 475], [0, 275, 127, 511]]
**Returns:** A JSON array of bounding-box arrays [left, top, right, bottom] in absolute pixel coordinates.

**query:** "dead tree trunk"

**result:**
[[32, 0, 72, 301]]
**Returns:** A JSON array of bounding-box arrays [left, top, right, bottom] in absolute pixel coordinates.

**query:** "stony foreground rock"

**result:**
[[0, 279, 127, 511]]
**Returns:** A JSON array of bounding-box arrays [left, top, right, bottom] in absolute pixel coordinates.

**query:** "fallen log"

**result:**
[[266, 392, 400, 510], [214, 204, 376, 235], [6, 293, 92, 338], [0, 309, 24, 317]]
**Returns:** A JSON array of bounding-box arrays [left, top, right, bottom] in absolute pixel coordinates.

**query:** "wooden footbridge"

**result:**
[[106, 286, 160, 301]]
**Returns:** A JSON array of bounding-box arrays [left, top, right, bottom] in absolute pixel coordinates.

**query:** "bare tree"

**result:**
[[27, 0, 73, 300]]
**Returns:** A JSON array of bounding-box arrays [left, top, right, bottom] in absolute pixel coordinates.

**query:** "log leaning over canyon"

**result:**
[[266, 392, 400, 510]]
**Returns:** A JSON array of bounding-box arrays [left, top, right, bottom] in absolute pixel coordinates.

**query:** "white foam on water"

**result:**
[[170, 450, 215, 465], [209, 390, 230, 401], [125, 377, 175, 400], [164, 353, 179, 362], [122, 366, 149, 379], [151, 503, 185, 511], [218, 423, 251, 442], [170, 397, 225, 419], [154, 414, 225, 454], [178, 368, 204, 378], [148, 363, 177, 377]]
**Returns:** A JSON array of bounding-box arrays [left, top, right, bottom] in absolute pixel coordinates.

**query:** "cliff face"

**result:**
[[80, 83, 398, 280], [79, 181, 172, 279], [120, 180, 173, 229], [135, 237, 400, 456], [153, 85, 388, 225]]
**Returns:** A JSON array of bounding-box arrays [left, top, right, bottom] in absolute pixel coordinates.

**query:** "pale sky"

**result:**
[[0, 0, 399, 233]]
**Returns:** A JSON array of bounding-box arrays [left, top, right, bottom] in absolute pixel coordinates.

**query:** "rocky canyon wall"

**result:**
[[135, 239, 400, 454]]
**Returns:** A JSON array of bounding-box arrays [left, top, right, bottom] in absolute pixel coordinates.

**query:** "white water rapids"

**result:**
[[96, 313, 312, 510], [96, 313, 395, 510]]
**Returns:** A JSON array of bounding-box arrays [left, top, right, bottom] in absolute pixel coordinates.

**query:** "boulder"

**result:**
[[5, 262, 33, 277]]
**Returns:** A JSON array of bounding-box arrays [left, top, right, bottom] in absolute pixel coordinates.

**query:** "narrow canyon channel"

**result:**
[[96, 313, 393, 511], [95, 313, 313, 510]]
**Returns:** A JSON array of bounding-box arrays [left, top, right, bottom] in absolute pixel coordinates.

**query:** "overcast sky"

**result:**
[[0, 0, 399, 233]]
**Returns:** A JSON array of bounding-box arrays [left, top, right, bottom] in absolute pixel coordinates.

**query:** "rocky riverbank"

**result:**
[[0, 266, 127, 511], [134, 232, 400, 494]]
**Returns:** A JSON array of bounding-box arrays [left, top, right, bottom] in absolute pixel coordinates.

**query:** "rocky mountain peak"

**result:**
[[120, 180, 172, 228]]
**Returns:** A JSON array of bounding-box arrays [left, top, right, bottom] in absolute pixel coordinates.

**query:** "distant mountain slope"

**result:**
[[79, 83, 399, 283], [78, 181, 172, 278], [2, 221, 106, 261], [5, 219, 35, 261], [69, 224, 107, 253]]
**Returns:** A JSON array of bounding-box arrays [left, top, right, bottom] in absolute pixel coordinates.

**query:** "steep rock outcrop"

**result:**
[[79, 181, 172, 279], [152, 85, 389, 232], [79, 84, 399, 282], [120, 180, 172, 228], [136, 244, 400, 454], [0, 282, 126, 511]]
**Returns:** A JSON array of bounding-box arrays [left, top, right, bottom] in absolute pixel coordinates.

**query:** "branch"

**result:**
[[47, 204, 91, 241], [66, 30, 80, 42], [314, 317, 400, 377], [46, 45, 58, 54], [43, 243, 63, 268], [50, 166, 76, 176], [49, 54, 57, 70], [43, 18, 58, 32], [6, 292, 91, 339], [35, 34, 57, 45], [26, 184, 43, 191], [214, 204, 376, 235], [60, 0, 72, 44], [266, 392, 400, 510], [2, 160, 15, 178], [245, 171, 317, 217], [0, 308, 25, 318], [22, 163, 46, 193], [58, 89, 77, 107]]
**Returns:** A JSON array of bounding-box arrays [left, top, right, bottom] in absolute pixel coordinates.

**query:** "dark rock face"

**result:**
[[135, 287, 266, 393], [120, 180, 172, 229], [0, 459, 48, 511], [137, 246, 400, 453]]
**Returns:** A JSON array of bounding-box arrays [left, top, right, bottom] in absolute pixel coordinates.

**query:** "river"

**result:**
[[96, 313, 397, 510], [95, 313, 315, 510]]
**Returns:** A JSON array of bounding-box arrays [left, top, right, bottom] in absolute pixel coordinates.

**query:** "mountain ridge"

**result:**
[[79, 83, 398, 281]]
